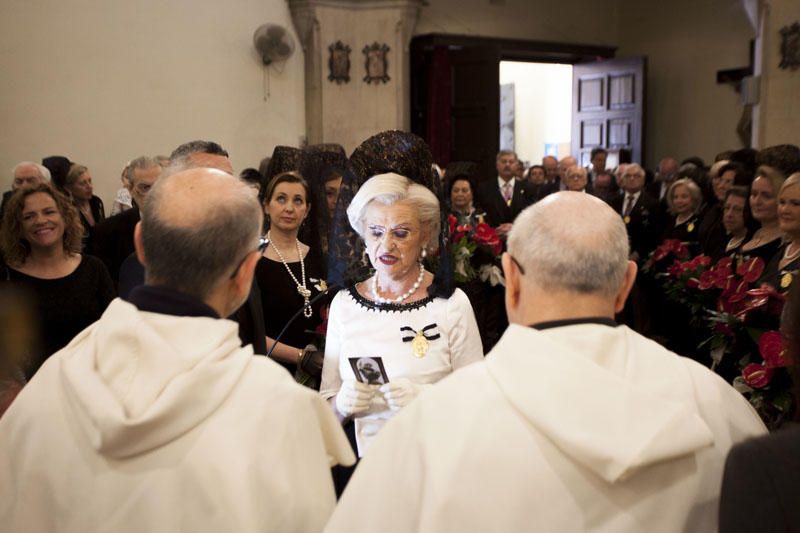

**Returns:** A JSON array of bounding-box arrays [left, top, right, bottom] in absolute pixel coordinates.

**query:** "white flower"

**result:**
[[479, 264, 505, 287]]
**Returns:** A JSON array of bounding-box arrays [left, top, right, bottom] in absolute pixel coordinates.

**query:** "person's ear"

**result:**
[[231, 250, 260, 299], [502, 252, 522, 323], [614, 260, 638, 313], [133, 222, 146, 266]]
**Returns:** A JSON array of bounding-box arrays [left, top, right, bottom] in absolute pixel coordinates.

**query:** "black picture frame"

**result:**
[[779, 22, 800, 71], [363, 42, 390, 84], [328, 41, 351, 83]]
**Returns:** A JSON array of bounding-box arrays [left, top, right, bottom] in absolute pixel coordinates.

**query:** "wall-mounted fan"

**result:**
[[253, 23, 296, 65]]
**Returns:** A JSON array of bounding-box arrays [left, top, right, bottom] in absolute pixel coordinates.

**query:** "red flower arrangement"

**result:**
[[447, 214, 504, 284]]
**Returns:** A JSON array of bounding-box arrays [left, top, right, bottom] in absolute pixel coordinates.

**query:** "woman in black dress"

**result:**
[[662, 178, 704, 254], [256, 171, 327, 386], [733, 169, 785, 266], [0, 183, 114, 378], [761, 173, 800, 291], [64, 163, 105, 251]]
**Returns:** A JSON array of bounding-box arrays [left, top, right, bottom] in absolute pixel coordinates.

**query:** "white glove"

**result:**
[[335, 379, 377, 417], [379, 378, 427, 411]]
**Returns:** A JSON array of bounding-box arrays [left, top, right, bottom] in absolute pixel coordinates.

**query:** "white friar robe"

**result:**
[[326, 322, 767, 533], [0, 299, 355, 533]]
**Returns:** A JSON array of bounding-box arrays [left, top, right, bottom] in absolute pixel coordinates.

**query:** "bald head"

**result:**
[[508, 192, 629, 297], [558, 156, 577, 180], [141, 168, 262, 300], [657, 157, 679, 183]]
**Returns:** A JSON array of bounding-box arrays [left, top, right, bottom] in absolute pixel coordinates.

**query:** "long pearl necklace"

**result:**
[[784, 241, 800, 262], [372, 263, 425, 305], [267, 231, 312, 318]]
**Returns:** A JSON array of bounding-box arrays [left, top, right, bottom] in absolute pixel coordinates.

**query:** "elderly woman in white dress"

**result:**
[[320, 173, 483, 458]]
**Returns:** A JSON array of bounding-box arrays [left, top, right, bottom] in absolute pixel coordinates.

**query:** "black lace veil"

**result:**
[[327, 130, 454, 299]]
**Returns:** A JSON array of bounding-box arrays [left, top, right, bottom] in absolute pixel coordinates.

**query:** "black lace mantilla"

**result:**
[[347, 286, 435, 313]]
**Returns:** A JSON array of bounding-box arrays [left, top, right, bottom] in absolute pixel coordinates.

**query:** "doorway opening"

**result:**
[[499, 61, 572, 169]]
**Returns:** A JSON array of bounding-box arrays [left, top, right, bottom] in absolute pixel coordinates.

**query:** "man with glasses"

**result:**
[[91, 156, 162, 286], [0, 167, 355, 533], [326, 192, 766, 533]]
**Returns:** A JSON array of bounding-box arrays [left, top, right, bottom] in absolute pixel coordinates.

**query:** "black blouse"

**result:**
[[255, 246, 327, 372], [4, 255, 115, 378]]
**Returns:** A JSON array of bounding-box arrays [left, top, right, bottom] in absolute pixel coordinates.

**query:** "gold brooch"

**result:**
[[687, 222, 695, 232], [781, 272, 793, 289], [623, 216, 631, 224], [400, 324, 440, 358]]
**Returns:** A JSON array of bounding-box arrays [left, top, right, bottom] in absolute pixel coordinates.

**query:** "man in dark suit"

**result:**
[[90, 156, 161, 285], [610, 163, 665, 263], [477, 150, 534, 236], [645, 156, 679, 208], [611, 163, 665, 335]]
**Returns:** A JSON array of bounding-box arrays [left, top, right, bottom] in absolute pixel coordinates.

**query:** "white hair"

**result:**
[[347, 172, 441, 251], [508, 192, 629, 296], [12, 161, 51, 182]]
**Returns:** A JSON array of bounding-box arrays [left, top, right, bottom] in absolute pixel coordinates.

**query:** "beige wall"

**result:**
[[317, 5, 412, 152], [0, 0, 305, 206], [756, 0, 800, 147], [616, 0, 754, 167], [415, 0, 619, 45]]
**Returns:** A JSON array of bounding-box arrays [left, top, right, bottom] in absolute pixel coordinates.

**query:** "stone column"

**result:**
[[288, 0, 423, 151]]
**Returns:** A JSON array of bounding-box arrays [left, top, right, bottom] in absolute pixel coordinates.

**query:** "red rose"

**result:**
[[759, 331, 786, 368], [737, 257, 766, 283], [447, 214, 457, 235], [473, 223, 502, 254], [666, 260, 686, 277], [742, 363, 774, 389]]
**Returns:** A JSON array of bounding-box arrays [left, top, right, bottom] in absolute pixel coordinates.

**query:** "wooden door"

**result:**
[[449, 46, 501, 181], [571, 57, 646, 168]]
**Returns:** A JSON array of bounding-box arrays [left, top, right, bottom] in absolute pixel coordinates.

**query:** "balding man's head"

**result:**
[[12, 162, 50, 190], [140, 168, 262, 303], [507, 192, 629, 298]]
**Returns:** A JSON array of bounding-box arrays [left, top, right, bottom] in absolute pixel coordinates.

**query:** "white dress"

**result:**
[[320, 286, 483, 455]]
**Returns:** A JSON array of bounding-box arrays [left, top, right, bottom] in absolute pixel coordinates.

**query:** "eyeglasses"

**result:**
[[506, 252, 526, 275], [229, 236, 269, 279]]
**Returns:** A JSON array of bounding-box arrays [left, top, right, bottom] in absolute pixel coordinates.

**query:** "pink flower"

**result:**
[[759, 331, 786, 368], [742, 363, 774, 389]]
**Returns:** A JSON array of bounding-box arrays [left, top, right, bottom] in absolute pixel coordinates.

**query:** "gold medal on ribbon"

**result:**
[[411, 330, 429, 358], [687, 222, 695, 232], [623, 216, 631, 224], [781, 272, 793, 289]]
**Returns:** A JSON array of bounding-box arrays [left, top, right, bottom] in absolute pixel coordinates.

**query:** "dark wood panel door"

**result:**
[[572, 57, 646, 167], [449, 46, 500, 181]]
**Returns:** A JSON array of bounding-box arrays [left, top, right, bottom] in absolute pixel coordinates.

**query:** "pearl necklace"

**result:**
[[267, 231, 312, 318], [372, 263, 425, 305], [784, 241, 800, 262]]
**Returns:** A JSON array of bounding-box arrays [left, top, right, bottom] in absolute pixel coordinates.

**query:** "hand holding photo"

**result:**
[[349, 357, 389, 385]]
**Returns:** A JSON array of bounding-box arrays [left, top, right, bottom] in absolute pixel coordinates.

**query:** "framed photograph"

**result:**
[[362, 42, 390, 84], [328, 41, 351, 83], [780, 22, 800, 71], [348, 356, 389, 385]]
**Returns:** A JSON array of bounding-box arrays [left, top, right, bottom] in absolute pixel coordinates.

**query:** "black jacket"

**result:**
[[610, 191, 665, 261], [476, 178, 534, 227], [89, 206, 140, 285]]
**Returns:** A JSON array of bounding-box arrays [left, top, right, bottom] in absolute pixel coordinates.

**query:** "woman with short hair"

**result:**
[[0, 183, 114, 377], [662, 178, 704, 250], [760, 173, 800, 291], [320, 173, 482, 457]]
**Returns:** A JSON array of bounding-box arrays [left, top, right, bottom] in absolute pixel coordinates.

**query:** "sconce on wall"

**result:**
[[363, 42, 390, 84]]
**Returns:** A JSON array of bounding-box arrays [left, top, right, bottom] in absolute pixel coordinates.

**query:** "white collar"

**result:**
[[498, 176, 515, 190]]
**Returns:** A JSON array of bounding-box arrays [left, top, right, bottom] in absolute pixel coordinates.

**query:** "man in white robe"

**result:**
[[326, 191, 766, 533], [0, 168, 355, 532]]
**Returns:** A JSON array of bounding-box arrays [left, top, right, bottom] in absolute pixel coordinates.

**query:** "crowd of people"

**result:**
[[0, 132, 799, 531]]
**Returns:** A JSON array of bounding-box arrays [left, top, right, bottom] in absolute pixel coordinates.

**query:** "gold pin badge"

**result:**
[[781, 273, 793, 289], [687, 222, 695, 232], [623, 216, 631, 224]]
